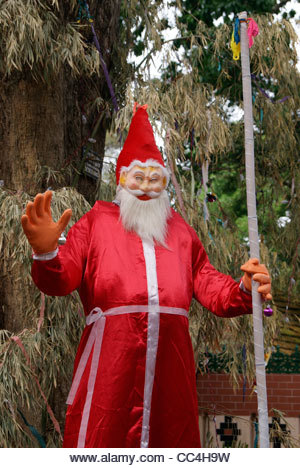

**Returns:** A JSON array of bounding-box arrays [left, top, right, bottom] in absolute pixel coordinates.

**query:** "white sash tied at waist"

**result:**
[[66, 305, 188, 448]]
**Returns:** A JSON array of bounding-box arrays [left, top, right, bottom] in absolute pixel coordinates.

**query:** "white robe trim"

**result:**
[[140, 239, 160, 448], [33, 248, 58, 261]]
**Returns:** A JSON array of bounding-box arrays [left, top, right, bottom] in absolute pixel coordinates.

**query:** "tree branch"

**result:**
[[135, 35, 202, 72]]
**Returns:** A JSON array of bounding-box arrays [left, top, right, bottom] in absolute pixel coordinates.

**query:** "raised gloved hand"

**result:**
[[241, 258, 272, 301], [21, 191, 72, 254]]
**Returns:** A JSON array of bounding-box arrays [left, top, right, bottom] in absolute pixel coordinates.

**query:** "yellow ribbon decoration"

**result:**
[[231, 30, 240, 61]]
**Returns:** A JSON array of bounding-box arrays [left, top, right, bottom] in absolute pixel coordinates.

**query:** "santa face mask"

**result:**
[[116, 164, 171, 245], [119, 165, 167, 200]]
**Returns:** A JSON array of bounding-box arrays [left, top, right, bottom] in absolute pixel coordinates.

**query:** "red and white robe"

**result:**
[[32, 201, 252, 448]]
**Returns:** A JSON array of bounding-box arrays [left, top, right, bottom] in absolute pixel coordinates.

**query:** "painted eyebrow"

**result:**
[[132, 169, 161, 178]]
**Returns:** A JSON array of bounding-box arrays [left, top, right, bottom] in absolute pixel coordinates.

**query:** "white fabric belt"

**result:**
[[66, 304, 188, 448]]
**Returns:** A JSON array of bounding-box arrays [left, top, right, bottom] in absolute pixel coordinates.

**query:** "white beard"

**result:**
[[115, 187, 171, 246]]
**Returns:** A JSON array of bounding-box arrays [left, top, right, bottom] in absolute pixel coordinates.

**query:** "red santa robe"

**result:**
[[32, 200, 252, 448]]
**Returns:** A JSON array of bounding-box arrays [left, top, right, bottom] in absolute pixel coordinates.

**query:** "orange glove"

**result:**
[[21, 191, 72, 255], [241, 258, 272, 301]]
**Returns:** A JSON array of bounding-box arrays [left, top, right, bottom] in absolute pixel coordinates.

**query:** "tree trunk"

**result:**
[[0, 75, 68, 193]]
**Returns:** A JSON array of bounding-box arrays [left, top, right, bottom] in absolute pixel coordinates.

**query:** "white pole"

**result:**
[[238, 11, 270, 448]]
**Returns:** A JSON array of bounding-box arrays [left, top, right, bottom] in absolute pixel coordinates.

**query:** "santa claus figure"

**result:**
[[21, 105, 271, 448]]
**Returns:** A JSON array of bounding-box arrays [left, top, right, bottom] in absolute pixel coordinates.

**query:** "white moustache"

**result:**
[[125, 187, 162, 199]]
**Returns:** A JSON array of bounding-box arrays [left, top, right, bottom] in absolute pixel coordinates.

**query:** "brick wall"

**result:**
[[197, 373, 300, 417]]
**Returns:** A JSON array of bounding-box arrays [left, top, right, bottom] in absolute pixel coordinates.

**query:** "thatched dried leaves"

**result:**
[[0, 187, 90, 447]]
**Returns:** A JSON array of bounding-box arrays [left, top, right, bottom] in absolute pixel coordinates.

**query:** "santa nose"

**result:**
[[140, 180, 151, 192]]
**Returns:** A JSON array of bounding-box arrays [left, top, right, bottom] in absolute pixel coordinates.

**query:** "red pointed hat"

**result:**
[[116, 104, 165, 184]]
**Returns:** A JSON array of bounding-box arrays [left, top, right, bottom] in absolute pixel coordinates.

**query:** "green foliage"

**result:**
[[175, 0, 296, 28], [199, 345, 300, 374]]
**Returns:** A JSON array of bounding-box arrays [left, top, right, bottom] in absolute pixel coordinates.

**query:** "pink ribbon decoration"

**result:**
[[247, 18, 259, 48]]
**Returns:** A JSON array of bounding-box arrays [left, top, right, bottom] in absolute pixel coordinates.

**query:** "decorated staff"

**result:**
[[238, 11, 270, 448], [21, 104, 271, 448]]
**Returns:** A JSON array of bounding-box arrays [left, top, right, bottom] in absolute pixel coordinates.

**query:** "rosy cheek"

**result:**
[[127, 181, 139, 190], [153, 181, 165, 192]]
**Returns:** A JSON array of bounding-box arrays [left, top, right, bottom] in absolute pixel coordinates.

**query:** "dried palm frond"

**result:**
[[0, 187, 90, 447], [0, 1, 99, 78]]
